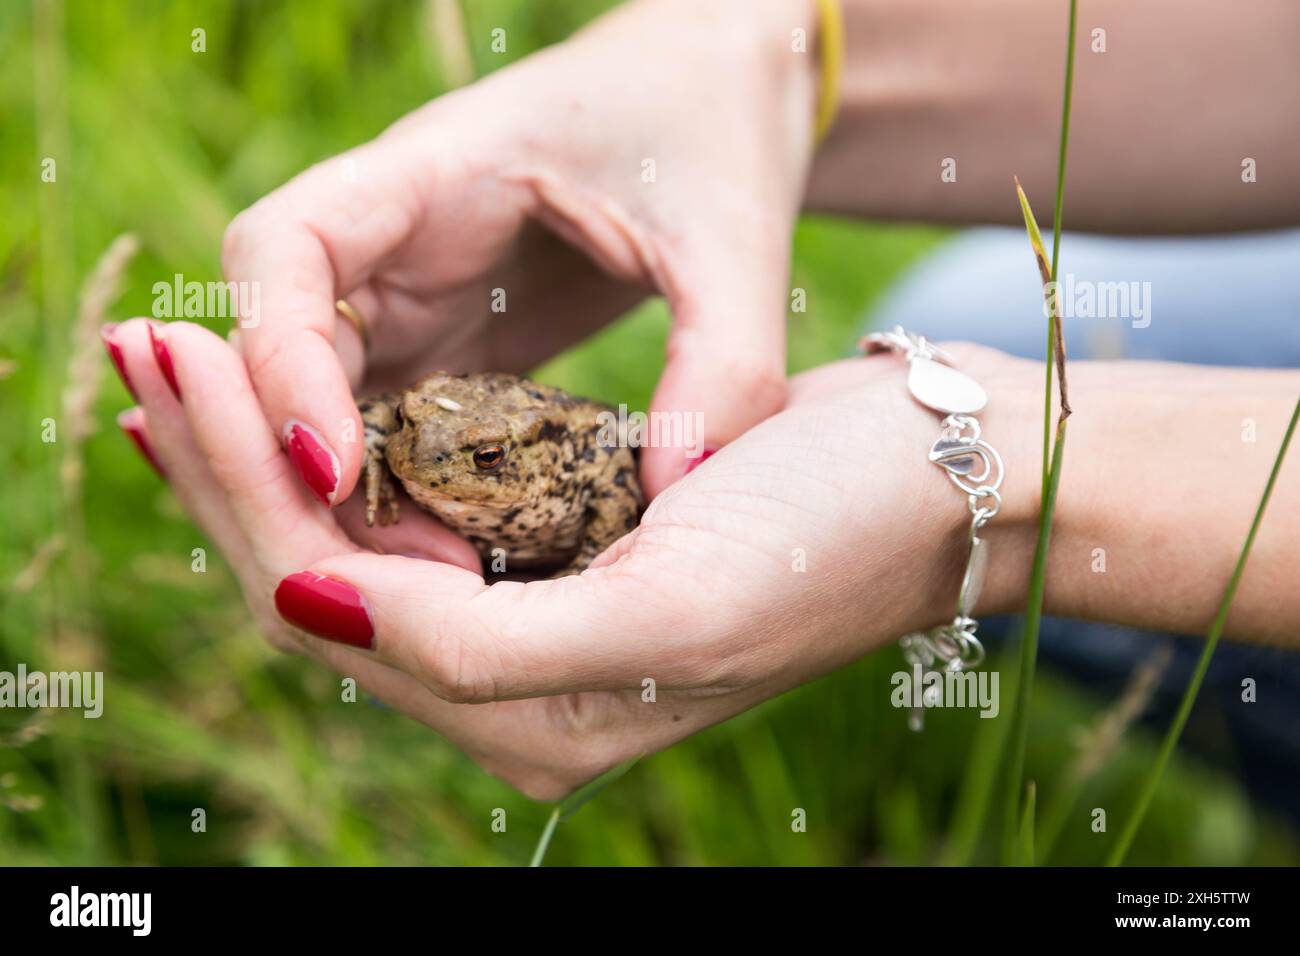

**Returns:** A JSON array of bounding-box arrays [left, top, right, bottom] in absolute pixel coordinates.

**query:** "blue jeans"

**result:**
[[866, 227, 1300, 823]]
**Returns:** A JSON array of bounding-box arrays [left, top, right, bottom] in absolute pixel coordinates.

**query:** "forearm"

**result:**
[[973, 353, 1300, 643], [807, 0, 1300, 231]]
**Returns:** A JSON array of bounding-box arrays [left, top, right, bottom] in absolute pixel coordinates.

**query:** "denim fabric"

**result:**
[[870, 227, 1300, 366]]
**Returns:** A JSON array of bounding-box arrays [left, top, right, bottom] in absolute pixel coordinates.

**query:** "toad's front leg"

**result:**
[[359, 393, 401, 527], [555, 445, 643, 577]]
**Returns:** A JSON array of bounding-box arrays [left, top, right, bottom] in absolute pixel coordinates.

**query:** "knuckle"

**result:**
[[423, 595, 567, 704], [243, 331, 292, 385], [725, 354, 786, 412], [414, 632, 494, 704], [208, 442, 294, 504]]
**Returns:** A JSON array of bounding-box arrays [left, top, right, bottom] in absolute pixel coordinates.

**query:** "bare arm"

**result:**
[[960, 352, 1300, 642], [806, 0, 1300, 232]]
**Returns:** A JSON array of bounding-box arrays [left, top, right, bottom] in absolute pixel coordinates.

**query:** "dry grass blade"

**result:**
[[11, 534, 67, 594], [60, 233, 140, 501], [1073, 645, 1172, 781], [1, 711, 50, 749], [1015, 177, 1070, 420], [1037, 644, 1172, 860], [426, 0, 476, 89]]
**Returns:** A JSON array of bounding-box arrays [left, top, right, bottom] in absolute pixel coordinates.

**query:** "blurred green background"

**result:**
[[1, 0, 1295, 866]]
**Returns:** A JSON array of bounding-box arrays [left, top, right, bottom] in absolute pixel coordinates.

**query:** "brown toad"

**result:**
[[360, 372, 642, 576]]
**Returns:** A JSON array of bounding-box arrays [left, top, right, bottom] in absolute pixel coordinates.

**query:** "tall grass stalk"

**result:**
[[529, 757, 639, 867], [1001, 426, 1064, 865], [1107, 398, 1300, 866], [1016, 780, 1036, 866], [528, 808, 562, 867], [939, 640, 1019, 866], [1000, 0, 1079, 866]]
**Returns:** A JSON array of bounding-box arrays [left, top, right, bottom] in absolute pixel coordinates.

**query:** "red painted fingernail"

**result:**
[[683, 446, 719, 476], [283, 420, 341, 506], [274, 572, 374, 648], [147, 321, 181, 400], [117, 408, 166, 479], [100, 324, 138, 400]]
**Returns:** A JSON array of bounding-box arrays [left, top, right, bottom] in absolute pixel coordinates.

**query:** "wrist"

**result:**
[[843, 343, 1042, 638], [897, 344, 1046, 626], [953, 354, 1300, 644], [573, 0, 820, 163], [801, 0, 1071, 221]]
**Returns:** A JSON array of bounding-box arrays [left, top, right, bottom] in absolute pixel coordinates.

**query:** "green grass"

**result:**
[[1000, 0, 1077, 866], [2, 0, 1296, 866]]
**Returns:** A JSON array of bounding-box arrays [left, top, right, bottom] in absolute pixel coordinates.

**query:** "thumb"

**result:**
[[640, 251, 787, 498], [271, 553, 689, 703]]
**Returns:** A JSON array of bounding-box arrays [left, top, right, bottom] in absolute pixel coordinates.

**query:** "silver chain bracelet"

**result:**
[[860, 327, 1006, 731]]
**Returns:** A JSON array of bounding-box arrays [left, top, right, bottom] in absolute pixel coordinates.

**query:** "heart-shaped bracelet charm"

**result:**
[[929, 437, 984, 478], [929, 435, 1004, 497]]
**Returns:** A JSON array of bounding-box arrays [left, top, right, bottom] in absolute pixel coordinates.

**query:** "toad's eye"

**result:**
[[472, 443, 506, 471]]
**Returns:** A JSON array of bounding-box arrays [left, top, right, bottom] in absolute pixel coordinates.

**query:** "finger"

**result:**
[[115, 406, 167, 479], [148, 319, 356, 575], [221, 146, 422, 509], [271, 550, 703, 702], [640, 246, 788, 498], [108, 320, 259, 570], [332, 492, 482, 573]]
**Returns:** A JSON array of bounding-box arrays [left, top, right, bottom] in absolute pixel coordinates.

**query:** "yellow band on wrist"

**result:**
[[812, 0, 844, 146]]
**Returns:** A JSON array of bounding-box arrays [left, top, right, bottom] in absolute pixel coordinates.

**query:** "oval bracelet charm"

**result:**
[[907, 356, 988, 415]]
